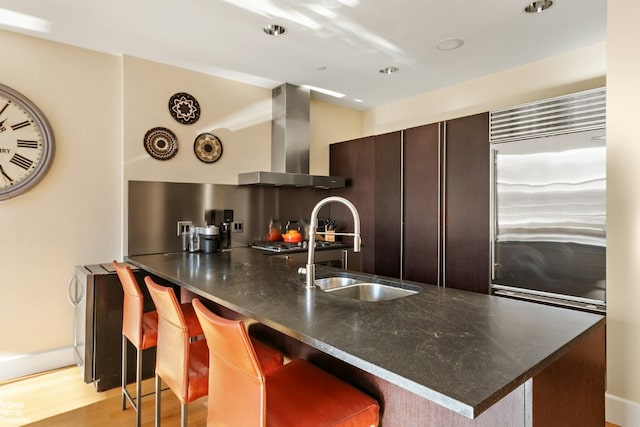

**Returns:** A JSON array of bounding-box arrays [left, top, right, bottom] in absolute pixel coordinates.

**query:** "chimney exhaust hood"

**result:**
[[238, 83, 345, 189]]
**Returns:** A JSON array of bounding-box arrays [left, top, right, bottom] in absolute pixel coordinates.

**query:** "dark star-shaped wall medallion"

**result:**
[[168, 92, 200, 125]]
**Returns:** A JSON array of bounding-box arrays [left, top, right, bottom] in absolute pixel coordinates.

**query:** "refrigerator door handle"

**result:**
[[438, 122, 445, 287], [489, 148, 498, 282]]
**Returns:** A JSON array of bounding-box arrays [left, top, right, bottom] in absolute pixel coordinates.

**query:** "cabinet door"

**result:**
[[443, 112, 490, 293], [330, 136, 376, 273], [374, 131, 402, 278], [403, 123, 441, 285]]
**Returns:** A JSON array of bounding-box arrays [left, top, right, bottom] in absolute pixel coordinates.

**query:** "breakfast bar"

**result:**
[[127, 248, 605, 426]]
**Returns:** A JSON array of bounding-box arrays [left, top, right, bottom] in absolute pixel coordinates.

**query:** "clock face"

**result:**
[[0, 84, 54, 201]]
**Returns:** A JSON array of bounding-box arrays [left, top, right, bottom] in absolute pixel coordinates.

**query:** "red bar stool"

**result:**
[[192, 298, 380, 427], [113, 261, 203, 427], [146, 278, 285, 427]]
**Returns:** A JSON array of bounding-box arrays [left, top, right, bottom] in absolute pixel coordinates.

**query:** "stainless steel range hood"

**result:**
[[238, 83, 345, 189]]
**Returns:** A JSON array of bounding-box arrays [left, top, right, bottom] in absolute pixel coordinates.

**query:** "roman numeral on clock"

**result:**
[[17, 140, 39, 149], [11, 121, 31, 131], [9, 153, 33, 170]]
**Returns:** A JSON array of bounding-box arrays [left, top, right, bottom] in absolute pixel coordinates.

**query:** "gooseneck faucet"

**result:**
[[301, 196, 361, 288]]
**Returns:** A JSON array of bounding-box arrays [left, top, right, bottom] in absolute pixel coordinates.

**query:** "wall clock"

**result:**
[[168, 92, 200, 125], [193, 133, 223, 163], [0, 83, 55, 201]]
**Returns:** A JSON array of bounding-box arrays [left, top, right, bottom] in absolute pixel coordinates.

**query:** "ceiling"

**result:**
[[0, 0, 606, 110]]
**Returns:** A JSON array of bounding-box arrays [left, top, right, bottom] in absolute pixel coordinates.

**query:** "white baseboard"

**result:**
[[0, 346, 76, 382], [607, 392, 640, 426]]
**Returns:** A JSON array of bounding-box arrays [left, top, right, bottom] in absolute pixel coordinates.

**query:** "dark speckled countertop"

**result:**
[[127, 248, 604, 419]]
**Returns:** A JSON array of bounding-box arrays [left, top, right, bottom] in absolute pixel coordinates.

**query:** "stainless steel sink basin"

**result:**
[[314, 276, 420, 302]]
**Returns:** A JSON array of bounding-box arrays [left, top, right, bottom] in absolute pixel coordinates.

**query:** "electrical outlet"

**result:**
[[232, 221, 243, 233]]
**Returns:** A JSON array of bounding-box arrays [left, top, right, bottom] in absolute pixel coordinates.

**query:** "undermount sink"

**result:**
[[314, 276, 420, 302]]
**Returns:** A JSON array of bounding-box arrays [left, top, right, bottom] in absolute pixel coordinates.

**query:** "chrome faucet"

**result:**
[[300, 196, 361, 288]]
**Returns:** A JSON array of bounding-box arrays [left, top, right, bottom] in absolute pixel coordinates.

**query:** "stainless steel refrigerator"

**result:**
[[489, 88, 606, 313]]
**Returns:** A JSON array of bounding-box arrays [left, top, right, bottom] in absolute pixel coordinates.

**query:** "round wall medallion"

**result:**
[[193, 133, 223, 163], [168, 92, 200, 125], [144, 127, 178, 160]]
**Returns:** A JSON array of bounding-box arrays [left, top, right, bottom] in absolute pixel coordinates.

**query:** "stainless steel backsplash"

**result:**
[[128, 180, 331, 255]]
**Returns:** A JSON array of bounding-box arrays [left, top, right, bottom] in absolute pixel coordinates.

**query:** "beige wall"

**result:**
[[363, 43, 606, 135], [607, 0, 640, 421], [310, 99, 363, 176], [123, 56, 272, 185], [0, 31, 122, 361]]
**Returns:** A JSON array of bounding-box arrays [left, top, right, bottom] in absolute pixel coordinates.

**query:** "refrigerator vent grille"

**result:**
[[490, 87, 606, 143]]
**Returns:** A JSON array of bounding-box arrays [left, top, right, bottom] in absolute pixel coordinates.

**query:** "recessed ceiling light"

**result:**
[[353, 99, 364, 103], [263, 24, 287, 36], [379, 66, 399, 74], [524, 0, 553, 13], [436, 38, 464, 51]]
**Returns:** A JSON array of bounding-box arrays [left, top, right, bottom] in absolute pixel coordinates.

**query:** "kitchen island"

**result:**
[[128, 248, 605, 426]]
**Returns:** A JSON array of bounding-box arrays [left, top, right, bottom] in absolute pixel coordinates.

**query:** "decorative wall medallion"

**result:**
[[168, 92, 200, 125], [193, 133, 223, 163], [144, 127, 178, 160]]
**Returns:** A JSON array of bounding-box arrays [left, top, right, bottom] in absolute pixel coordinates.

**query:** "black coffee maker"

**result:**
[[206, 209, 233, 250]]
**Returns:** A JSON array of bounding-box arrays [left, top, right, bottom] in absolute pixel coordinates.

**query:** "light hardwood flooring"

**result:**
[[0, 366, 206, 426], [0, 366, 622, 426]]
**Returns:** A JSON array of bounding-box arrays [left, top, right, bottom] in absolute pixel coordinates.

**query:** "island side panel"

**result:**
[[532, 319, 606, 427]]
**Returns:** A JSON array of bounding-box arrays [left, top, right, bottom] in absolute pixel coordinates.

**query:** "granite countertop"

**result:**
[[127, 248, 604, 419]]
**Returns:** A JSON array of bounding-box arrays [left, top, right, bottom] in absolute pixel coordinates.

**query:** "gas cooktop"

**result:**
[[251, 240, 344, 253]]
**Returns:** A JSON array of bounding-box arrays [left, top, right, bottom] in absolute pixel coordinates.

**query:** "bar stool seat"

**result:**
[[113, 261, 203, 427], [192, 298, 380, 427]]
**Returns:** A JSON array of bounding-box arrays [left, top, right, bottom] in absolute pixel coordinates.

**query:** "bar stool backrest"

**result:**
[[192, 298, 267, 426], [145, 277, 190, 402], [113, 261, 145, 347]]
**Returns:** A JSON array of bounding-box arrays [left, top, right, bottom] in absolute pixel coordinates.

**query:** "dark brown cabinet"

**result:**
[[443, 113, 490, 293], [403, 122, 440, 285], [330, 113, 490, 293], [330, 132, 401, 277], [404, 113, 490, 292]]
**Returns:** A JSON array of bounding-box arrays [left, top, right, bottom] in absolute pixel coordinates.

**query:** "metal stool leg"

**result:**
[[136, 345, 142, 427], [155, 374, 162, 427], [121, 335, 128, 410], [122, 335, 144, 427], [181, 402, 188, 427]]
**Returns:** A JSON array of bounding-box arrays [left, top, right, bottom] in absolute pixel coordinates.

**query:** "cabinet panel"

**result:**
[[444, 112, 490, 293], [330, 136, 376, 273], [403, 123, 440, 285], [374, 131, 402, 278]]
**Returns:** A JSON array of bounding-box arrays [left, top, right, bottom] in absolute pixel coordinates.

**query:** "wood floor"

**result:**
[[0, 366, 207, 426], [0, 366, 622, 426]]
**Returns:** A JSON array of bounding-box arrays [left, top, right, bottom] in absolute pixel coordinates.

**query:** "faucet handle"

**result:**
[[297, 267, 307, 275]]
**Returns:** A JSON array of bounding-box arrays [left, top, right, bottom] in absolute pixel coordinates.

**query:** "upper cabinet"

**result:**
[[331, 113, 490, 294]]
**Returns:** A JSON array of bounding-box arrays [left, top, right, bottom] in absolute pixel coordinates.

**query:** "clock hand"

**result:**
[[0, 164, 13, 183]]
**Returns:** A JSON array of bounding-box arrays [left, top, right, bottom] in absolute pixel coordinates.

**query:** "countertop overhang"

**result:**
[[127, 248, 604, 419]]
